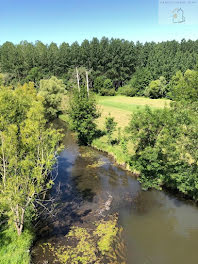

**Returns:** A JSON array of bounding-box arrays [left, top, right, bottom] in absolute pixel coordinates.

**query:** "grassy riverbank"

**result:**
[[0, 226, 33, 264], [92, 95, 170, 169], [60, 95, 170, 170]]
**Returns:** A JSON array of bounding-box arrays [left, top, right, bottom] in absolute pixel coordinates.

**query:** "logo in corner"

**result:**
[[172, 8, 185, 23]]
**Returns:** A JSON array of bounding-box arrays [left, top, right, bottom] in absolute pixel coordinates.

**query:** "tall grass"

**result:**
[[0, 225, 33, 264]]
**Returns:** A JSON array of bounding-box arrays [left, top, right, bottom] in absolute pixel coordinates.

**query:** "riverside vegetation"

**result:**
[[0, 37, 198, 263], [0, 81, 63, 263], [67, 68, 198, 201]]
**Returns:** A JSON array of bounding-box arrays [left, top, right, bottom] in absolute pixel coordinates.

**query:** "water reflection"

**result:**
[[120, 190, 198, 264], [32, 122, 198, 264]]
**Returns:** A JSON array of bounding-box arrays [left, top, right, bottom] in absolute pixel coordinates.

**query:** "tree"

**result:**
[[1, 38, 198, 90], [68, 87, 100, 145], [169, 69, 198, 102], [100, 79, 115, 96], [145, 76, 167, 98], [39, 76, 66, 119], [25, 67, 43, 87], [93, 76, 106, 93], [0, 83, 62, 235], [128, 67, 152, 96], [0, 74, 4, 86], [104, 79, 113, 90], [47, 42, 60, 76], [105, 115, 117, 144], [128, 103, 198, 199]]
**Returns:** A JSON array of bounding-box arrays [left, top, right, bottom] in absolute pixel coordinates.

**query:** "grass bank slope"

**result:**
[[0, 226, 33, 264], [96, 96, 170, 130], [93, 96, 170, 169]]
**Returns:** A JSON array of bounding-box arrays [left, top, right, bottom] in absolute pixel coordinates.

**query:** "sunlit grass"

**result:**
[[60, 95, 168, 172], [93, 95, 169, 171], [0, 226, 33, 264], [96, 95, 170, 130]]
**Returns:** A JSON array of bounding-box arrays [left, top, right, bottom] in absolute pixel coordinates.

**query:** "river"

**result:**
[[31, 120, 198, 264]]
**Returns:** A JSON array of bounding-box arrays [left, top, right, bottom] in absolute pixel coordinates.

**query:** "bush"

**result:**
[[103, 79, 113, 90], [94, 77, 115, 96], [100, 88, 116, 96], [118, 85, 137, 97], [94, 76, 106, 93], [105, 114, 117, 144], [129, 68, 152, 96], [144, 76, 167, 99], [169, 70, 198, 102], [0, 226, 33, 264]]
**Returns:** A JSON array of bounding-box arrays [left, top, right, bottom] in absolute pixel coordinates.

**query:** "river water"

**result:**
[[31, 121, 198, 264]]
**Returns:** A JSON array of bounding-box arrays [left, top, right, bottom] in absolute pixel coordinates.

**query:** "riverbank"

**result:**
[[0, 225, 33, 264], [60, 94, 198, 202], [60, 95, 170, 175], [91, 135, 132, 172]]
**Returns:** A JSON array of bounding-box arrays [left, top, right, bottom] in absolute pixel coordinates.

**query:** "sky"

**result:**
[[0, 0, 197, 45]]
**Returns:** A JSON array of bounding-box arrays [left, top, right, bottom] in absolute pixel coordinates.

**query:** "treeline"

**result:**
[[0, 38, 198, 94]]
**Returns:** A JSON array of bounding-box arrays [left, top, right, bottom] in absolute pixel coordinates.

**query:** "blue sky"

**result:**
[[0, 0, 197, 45]]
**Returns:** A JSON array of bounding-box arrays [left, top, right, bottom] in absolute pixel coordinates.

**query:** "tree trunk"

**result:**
[[0, 133, 6, 186], [76, 67, 80, 92], [86, 71, 89, 97], [13, 205, 25, 236]]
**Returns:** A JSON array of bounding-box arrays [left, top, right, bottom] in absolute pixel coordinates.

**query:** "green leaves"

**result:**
[[105, 114, 117, 144], [39, 76, 66, 119], [145, 76, 167, 99], [68, 87, 100, 145], [129, 103, 198, 199], [169, 70, 198, 102], [0, 83, 62, 235]]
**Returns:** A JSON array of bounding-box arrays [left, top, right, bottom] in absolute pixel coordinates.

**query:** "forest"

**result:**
[[1, 38, 198, 97]]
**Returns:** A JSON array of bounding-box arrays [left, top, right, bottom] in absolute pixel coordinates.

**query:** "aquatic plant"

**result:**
[[94, 218, 118, 255], [43, 216, 125, 264]]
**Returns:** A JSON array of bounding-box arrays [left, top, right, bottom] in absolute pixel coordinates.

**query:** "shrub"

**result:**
[[118, 85, 137, 97], [105, 114, 117, 144], [94, 76, 107, 93], [94, 77, 115, 96], [129, 68, 152, 96], [169, 70, 198, 102], [129, 103, 198, 200], [144, 76, 167, 99], [100, 88, 115, 96]]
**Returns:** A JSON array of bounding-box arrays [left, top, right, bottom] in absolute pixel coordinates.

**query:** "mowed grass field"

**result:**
[[96, 95, 170, 130]]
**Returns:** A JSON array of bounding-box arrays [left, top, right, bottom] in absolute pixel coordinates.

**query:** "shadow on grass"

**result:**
[[0, 222, 12, 248], [93, 129, 106, 140]]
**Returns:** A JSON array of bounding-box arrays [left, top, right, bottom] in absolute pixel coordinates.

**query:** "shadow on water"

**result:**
[[31, 120, 198, 264]]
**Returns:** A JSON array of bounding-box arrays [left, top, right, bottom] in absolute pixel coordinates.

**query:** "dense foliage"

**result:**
[[0, 83, 62, 236], [128, 100, 198, 200], [39, 76, 66, 119], [1, 38, 198, 97], [105, 115, 117, 144], [68, 87, 100, 145]]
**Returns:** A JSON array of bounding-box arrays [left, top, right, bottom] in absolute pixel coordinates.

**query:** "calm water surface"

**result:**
[[32, 121, 198, 264]]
